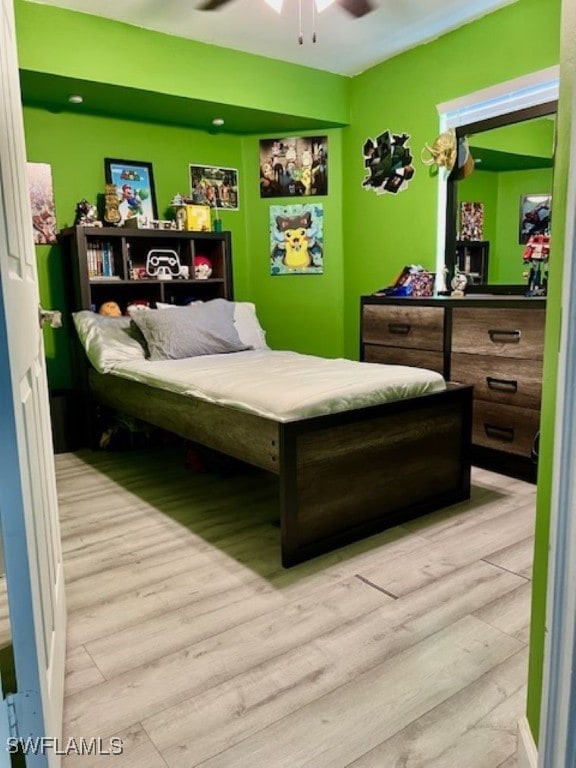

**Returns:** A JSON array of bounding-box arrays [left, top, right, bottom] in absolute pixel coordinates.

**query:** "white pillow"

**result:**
[[155, 300, 269, 350], [72, 311, 147, 373]]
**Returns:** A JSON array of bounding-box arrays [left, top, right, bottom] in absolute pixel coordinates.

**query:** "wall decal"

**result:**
[[270, 203, 324, 275], [362, 130, 415, 195], [260, 137, 327, 198], [27, 162, 57, 245]]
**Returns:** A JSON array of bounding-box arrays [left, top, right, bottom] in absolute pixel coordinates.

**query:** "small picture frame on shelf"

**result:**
[[104, 158, 158, 225]]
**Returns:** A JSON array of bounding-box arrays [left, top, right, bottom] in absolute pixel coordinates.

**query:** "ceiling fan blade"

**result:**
[[197, 0, 234, 10], [338, 0, 374, 17]]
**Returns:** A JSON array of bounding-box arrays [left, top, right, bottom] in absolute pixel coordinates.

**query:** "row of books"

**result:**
[[87, 241, 118, 279]]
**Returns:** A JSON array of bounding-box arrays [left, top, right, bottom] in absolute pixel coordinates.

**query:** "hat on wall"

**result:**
[[455, 135, 475, 180], [420, 129, 457, 171]]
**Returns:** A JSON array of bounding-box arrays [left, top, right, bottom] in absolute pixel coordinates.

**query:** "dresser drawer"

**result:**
[[362, 305, 444, 351], [364, 344, 445, 375], [451, 353, 542, 409], [452, 308, 545, 359], [473, 401, 540, 458]]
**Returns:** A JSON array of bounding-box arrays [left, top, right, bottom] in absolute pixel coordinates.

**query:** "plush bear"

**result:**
[[98, 301, 122, 317]]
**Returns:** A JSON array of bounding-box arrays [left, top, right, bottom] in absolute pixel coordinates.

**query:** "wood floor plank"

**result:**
[[423, 686, 526, 768], [56, 449, 533, 768], [67, 557, 250, 648], [143, 560, 525, 763], [345, 648, 527, 768], [63, 576, 388, 737], [193, 616, 523, 768], [64, 645, 105, 697], [360, 502, 534, 597], [473, 582, 532, 645], [62, 723, 168, 768], [484, 536, 535, 580]]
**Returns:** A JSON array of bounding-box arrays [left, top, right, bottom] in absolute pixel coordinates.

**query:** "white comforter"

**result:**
[[112, 350, 445, 422]]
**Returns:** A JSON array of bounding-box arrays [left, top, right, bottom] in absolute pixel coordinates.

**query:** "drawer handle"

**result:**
[[484, 423, 515, 443], [388, 323, 411, 335], [488, 329, 522, 344], [486, 376, 518, 394]]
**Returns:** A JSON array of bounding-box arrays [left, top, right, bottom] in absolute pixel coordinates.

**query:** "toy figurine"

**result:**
[[74, 199, 102, 227], [104, 184, 121, 226], [193, 255, 212, 279]]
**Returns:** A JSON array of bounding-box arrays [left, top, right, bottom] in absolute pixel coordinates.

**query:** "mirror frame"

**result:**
[[444, 99, 558, 294]]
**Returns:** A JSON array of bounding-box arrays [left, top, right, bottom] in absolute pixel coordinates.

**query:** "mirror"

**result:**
[[445, 101, 557, 293]]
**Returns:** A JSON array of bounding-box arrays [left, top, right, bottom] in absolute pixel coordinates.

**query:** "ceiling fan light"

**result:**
[[315, 0, 336, 12], [265, 0, 283, 12]]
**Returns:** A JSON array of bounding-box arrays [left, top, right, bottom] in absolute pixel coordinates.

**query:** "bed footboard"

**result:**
[[278, 384, 473, 567]]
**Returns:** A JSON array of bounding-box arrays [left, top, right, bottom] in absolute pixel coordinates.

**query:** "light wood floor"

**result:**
[[56, 446, 536, 767]]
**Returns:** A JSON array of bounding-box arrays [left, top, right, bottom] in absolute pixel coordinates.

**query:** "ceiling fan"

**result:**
[[198, 0, 374, 19]]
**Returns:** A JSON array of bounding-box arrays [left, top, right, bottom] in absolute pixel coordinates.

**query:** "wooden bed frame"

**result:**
[[89, 370, 473, 567]]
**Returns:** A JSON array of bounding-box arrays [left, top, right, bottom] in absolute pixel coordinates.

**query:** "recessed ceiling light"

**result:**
[[212, 117, 225, 127], [68, 94, 83, 104]]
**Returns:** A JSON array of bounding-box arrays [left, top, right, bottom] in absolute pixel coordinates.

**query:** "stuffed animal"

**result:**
[[98, 301, 122, 317]]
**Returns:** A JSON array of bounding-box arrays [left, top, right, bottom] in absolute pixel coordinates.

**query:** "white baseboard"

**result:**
[[517, 716, 538, 768]]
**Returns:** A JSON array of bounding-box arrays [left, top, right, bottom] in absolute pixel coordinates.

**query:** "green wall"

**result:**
[[472, 118, 556, 158], [17, 0, 566, 744], [494, 168, 552, 283], [15, 0, 349, 127], [457, 169, 499, 266], [241, 132, 345, 357], [526, 0, 575, 741], [343, 0, 561, 357], [24, 106, 246, 388], [458, 167, 552, 285], [17, 2, 349, 386]]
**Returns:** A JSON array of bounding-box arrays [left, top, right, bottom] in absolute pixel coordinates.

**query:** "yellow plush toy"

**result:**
[[98, 301, 122, 317]]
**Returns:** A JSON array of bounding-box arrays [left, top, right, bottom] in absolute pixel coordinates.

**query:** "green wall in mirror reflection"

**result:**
[[458, 115, 555, 284]]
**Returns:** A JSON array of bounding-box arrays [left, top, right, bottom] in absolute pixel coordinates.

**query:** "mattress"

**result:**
[[111, 350, 445, 423]]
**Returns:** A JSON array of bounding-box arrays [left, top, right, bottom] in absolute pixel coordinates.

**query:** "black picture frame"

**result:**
[[104, 158, 158, 222]]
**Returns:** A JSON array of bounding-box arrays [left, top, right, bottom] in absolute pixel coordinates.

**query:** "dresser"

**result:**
[[361, 296, 546, 477]]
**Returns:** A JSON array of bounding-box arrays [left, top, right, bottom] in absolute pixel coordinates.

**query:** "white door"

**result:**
[[0, 0, 66, 763]]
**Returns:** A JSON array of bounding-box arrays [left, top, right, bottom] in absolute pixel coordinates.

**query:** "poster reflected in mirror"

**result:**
[[519, 194, 551, 244]]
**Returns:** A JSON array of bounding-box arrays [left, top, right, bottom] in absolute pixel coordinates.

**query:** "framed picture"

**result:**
[[270, 203, 324, 275], [104, 158, 158, 224], [519, 194, 552, 244], [27, 162, 58, 245], [189, 164, 239, 210], [259, 136, 328, 198]]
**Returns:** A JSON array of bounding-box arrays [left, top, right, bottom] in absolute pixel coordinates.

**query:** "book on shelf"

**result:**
[[89, 275, 121, 281], [87, 241, 116, 278]]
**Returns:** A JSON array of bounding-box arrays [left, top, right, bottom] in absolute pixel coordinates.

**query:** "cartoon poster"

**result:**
[[361, 130, 415, 195], [270, 204, 324, 275], [260, 136, 327, 198], [27, 162, 57, 245]]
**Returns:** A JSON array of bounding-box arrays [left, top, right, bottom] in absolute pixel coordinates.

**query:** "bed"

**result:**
[[73, 301, 473, 567]]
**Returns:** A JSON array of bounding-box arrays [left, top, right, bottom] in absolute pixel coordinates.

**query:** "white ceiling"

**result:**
[[27, 0, 517, 76]]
